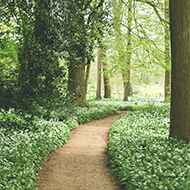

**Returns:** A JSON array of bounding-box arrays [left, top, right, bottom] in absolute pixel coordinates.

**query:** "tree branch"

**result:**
[[121, 0, 169, 27]]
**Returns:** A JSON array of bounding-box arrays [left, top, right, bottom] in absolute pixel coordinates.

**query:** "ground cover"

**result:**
[[107, 105, 190, 189], [86, 97, 165, 111], [0, 112, 70, 190], [0, 97, 175, 189], [0, 99, 128, 189]]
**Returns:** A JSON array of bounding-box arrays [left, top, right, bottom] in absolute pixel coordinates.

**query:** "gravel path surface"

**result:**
[[37, 111, 130, 190]]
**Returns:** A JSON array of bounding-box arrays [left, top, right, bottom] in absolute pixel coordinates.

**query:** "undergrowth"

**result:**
[[0, 113, 70, 190], [107, 106, 190, 190], [0, 97, 171, 189]]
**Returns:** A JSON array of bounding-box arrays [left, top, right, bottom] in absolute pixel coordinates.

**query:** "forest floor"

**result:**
[[36, 111, 130, 190]]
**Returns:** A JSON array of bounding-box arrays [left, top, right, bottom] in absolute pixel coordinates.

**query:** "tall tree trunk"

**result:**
[[169, 1, 190, 142], [96, 48, 102, 98], [164, 0, 170, 102], [68, 64, 89, 107], [102, 49, 111, 98], [124, 0, 132, 101], [113, 0, 132, 101]]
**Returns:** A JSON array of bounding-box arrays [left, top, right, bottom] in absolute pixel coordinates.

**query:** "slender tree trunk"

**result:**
[[124, 0, 132, 101], [164, 70, 170, 100], [164, 0, 170, 102], [96, 48, 102, 98], [169, 1, 190, 142], [102, 49, 111, 98], [113, 0, 132, 101], [85, 63, 91, 96]]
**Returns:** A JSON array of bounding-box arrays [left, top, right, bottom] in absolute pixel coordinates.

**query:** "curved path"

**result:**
[[37, 111, 130, 190]]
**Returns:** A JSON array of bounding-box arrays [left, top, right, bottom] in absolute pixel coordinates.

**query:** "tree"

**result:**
[[0, 17, 19, 111], [106, 0, 167, 99], [102, 48, 111, 98], [96, 41, 111, 99], [169, 1, 190, 142], [0, 0, 65, 114], [0, 0, 107, 111], [164, 0, 170, 101], [113, 0, 132, 101], [66, 0, 107, 106], [17, 0, 63, 112], [124, 0, 132, 100], [96, 48, 102, 98]]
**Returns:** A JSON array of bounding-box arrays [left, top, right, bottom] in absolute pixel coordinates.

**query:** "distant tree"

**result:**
[[66, 0, 107, 106], [96, 41, 111, 99], [102, 48, 111, 98], [96, 48, 102, 99], [107, 0, 167, 99], [113, 0, 132, 101], [134, 0, 171, 98], [124, 0, 132, 100], [164, 0, 170, 101], [169, 0, 190, 142]]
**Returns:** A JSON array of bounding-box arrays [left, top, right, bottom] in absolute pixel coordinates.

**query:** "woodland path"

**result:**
[[37, 111, 130, 190]]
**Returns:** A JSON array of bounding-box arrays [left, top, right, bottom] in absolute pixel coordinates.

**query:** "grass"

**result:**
[[106, 105, 190, 190]]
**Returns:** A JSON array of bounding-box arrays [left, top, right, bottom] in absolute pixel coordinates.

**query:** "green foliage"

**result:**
[[0, 97, 171, 189], [50, 100, 77, 121], [86, 83, 96, 99], [0, 0, 67, 114], [0, 20, 19, 111], [63, 118, 78, 131], [103, 0, 169, 89], [50, 103, 118, 124], [0, 0, 109, 115], [75, 106, 118, 124], [0, 97, 120, 190], [107, 105, 190, 189], [0, 110, 29, 131], [86, 97, 168, 111], [0, 113, 70, 190]]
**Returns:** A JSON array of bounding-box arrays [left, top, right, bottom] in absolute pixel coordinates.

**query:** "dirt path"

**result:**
[[37, 111, 130, 190]]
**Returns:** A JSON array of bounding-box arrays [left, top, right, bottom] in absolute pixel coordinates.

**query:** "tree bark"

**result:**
[[169, 0, 190, 142], [102, 49, 111, 98], [164, 70, 170, 101], [96, 48, 102, 98], [68, 64, 89, 107], [85, 63, 91, 96], [124, 0, 132, 101], [164, 0, 170, 102]]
